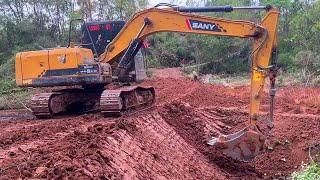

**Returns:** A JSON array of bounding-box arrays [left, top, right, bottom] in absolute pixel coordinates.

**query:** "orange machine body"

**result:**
[[15, 48, 112, 87]]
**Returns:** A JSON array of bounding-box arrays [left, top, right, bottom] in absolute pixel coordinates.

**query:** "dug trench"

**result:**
[[0, 68, 319, 179]]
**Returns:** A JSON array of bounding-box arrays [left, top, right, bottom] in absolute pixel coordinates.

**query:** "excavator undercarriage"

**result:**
[[31, 86, 155, 118]]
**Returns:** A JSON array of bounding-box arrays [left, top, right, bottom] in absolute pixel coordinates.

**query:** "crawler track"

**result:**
[[31, 90, 101, 119], [100, 86, 155, 116], [31, 86, 155, 118], [31, 92, 57, 119]]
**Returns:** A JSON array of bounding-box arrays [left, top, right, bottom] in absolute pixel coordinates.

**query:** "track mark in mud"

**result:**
[[1, 114, 227, 179], [0, 110, 34, 122]]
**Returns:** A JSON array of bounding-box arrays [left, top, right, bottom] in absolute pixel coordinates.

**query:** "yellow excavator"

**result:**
[[15, 4, 279, 161]]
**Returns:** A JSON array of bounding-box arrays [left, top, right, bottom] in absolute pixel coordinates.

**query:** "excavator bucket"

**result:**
[[208, 127, 264, 161]]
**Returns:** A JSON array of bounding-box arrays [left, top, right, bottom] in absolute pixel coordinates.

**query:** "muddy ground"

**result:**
[[0, 68, 319, 179]]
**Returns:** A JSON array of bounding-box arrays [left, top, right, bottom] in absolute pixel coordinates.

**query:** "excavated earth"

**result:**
[[0, 68, 319, 179]]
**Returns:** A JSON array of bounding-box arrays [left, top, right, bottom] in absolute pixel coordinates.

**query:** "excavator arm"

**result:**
[[98, 5, 279, 161], [99, 6, 278, 67]]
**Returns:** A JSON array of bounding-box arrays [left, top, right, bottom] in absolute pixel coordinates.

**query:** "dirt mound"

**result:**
[[140, 77, 250, 108], [139, 77, 197, 105], [159, 101, 260, 177], [0, 110, 229, 179], [0, 71, 319, 179]]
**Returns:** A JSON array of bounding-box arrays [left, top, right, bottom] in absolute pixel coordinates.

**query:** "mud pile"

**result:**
[[0, 71, 319, 179], [0, 108, 231, 179]]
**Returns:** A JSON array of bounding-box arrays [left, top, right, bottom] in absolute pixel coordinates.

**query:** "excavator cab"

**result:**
[[80, 21, 125, 56], [15, 19, 145, 87]]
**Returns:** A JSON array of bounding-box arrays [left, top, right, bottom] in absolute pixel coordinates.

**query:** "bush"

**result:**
[[278, 52, 295, 71], [291, 162, 320, 180], [158, 50, 180, 67], [0, 57, 16, 92], [146, 69, 153, 78], [294, 51, 320, 75], [290, 51, 320, 85], [0, 90, 32, 110]]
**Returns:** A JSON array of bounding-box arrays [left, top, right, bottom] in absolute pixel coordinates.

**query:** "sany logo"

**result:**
[[192, 22, 216, 30], [186, 19, 222, 32]]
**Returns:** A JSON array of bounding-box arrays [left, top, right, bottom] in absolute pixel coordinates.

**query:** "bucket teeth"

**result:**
[[208, 127, 264, 161], [208, 137, 218, 146]]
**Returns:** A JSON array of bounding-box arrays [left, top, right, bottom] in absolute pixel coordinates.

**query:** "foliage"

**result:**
[[0, 57, 16, 92], [291, 162, 320, 180], [146, 0, 258, 74], [0, 89, 32, 110], [0, 0, 320, 91], [201, 73, 250, 87], [0, 56, 30, 110], [0, 0, 148, 62], [146, 69, 153, 78], [145, 0, 320, 82]]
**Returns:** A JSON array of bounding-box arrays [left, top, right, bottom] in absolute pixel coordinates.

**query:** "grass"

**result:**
[[0, 56, 32, 110], [278, 72, 320, 87], [0, 89, 33, 110], [180, 60, 320, 87], [182, 69, 320, 88], [185, 72, 251, 87], [146, 69, 153, 78], [205, 74, 250, 87], [291, 162, 320, 180]]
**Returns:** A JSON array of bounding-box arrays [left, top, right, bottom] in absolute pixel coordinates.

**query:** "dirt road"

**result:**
[[0, 68, 319, 179]]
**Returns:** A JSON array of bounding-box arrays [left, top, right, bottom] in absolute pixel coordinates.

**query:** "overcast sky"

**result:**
[[149, 0, 261, 7], [149, 0, 187, 7]]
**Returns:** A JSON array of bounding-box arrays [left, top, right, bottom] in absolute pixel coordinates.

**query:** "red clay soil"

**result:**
[[0, 68, 319, 179]]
